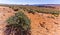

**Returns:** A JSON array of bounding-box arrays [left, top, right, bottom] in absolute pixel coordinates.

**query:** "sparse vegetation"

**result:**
[[14, 9, 18, 11], [0, 5, 60, 35], [8, 6, 60, 17], [35, 8, 60, 17], [28, 9, 35, 14]]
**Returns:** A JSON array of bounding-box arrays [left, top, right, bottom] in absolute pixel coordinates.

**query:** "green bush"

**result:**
[[28, 9, 35, 14], [6, 11, 31, 35]]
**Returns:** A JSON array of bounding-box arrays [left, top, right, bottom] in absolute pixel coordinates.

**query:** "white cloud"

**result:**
[[0, 0, 16, 4], [0, 0, 40, 4]]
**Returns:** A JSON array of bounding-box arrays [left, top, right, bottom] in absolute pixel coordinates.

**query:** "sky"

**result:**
[[0, 0, 60, 4]]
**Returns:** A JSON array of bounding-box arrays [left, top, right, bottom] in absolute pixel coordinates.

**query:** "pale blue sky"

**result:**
[[0, 0, 60, 4]]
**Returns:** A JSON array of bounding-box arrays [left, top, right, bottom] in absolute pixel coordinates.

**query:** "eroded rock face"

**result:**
[[25, 12, 60, 35], [0, 6, 15, 35]]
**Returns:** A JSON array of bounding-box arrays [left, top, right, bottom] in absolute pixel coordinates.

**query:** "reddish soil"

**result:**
[[0, 6, 60, 35], [0, 6, 15, 35], [25, 12, 60, 35]]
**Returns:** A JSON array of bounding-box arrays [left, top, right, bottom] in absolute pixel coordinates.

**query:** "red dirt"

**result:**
[[0, 6, 60, 35], [25, 12, 60, 35], [0, 6, 15, 35]]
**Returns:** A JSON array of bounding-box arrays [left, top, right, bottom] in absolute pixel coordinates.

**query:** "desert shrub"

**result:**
[[28, 9, 35, 14], [35, 10, 39, 12], [14, 9, 18, 11], [6, 11, 31, 35], [36, 8, 60, 17]]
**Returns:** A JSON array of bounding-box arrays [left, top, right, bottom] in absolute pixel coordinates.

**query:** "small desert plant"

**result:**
[[36, 8, 60, 17], [28, 9, 35, 14], [6, 11, 31, 35], [14, 9, 18, 11]]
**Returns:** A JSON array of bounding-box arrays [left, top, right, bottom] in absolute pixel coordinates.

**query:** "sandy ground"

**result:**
[[0, 6, 60, 35], [0, 6, 15, 35], [25, 12, 60, 35]]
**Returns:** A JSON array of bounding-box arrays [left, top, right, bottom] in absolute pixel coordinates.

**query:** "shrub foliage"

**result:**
[[6, 11, 30, 35]]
